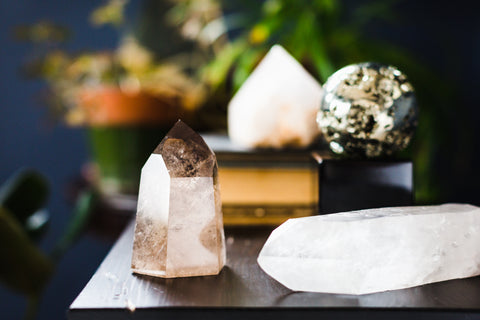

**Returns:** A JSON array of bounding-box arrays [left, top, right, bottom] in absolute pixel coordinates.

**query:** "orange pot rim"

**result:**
[[78, 87, 184, 127]]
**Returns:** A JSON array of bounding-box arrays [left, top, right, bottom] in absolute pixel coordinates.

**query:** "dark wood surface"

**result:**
[[68, 221, 480, 320]]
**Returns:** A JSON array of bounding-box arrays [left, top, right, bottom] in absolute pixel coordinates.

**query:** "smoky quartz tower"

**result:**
[[131, 120, 225, 278]]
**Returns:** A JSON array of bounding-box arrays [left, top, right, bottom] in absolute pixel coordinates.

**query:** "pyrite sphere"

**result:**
[[317, 62, 418, 158]]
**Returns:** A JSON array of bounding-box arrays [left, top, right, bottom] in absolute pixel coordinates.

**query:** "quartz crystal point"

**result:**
[[258, 204, 480, 294], [228, 45, 323, 148], [131, 120, 226, 278]]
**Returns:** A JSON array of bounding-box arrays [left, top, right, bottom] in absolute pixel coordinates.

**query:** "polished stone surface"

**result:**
[[317, 62, 417, 158]]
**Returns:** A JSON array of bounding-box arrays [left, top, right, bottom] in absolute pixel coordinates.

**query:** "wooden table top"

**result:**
[[68, 221, 480, 320]]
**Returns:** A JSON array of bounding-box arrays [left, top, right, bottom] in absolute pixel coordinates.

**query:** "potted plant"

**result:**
[[46, 42, 205, 195], [17, 0, 211, 196]]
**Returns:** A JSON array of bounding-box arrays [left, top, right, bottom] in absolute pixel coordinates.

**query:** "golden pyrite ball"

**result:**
[[317, 62, 418, 158]]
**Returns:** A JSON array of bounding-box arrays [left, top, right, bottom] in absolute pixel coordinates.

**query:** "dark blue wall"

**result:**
[[0, 1, 134, 319]]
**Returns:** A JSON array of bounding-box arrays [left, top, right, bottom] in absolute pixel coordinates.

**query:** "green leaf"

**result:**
[[232, 46, 264, 91], [0, 169, 50, 240], [0, 169, 49, 224], [0, 207, 53, 295], [202, 41, 249, 89], [51, 190, 97, 261], [89, 0, 127, 28], [13, 21, 70, 43]]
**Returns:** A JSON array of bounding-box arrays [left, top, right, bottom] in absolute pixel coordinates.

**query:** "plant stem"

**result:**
[[25, 294, 40, 320], [50, 189, 96, 262]]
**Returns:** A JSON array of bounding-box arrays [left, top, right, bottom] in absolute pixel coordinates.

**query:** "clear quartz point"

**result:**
[[258, 204, 480, 294], [131, 120, 225, 278]]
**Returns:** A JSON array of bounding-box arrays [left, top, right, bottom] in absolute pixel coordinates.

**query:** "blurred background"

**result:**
[[1, 0, 479, 319]]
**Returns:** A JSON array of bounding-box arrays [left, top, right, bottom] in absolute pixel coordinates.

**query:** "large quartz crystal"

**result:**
[[258, 204, 480, 294], [131, 120, 226, 278], [228, 45, 323, 149]]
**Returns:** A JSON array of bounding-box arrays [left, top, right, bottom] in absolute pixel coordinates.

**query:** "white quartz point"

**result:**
[[257, 204, 480, 295], [228, 45, 323, 148]]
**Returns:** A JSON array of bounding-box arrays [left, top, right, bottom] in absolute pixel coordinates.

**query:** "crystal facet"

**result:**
[[131, 120, 225, 278], [258, 204, 480, 294], [228, 45, 323, 148]]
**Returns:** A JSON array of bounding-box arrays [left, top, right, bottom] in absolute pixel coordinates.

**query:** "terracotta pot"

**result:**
[[78, 87, 182, 195], [78, 87, 182, 126]]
